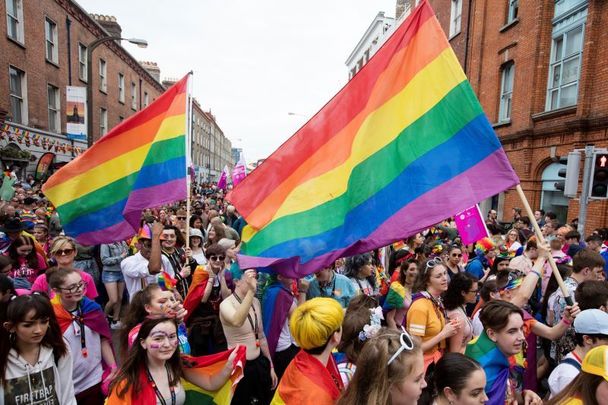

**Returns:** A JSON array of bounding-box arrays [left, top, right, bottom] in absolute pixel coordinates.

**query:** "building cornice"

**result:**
[[57, 0, 165, 92]]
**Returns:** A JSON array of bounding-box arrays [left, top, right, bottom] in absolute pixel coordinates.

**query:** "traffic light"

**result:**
[[554, 151, 580, 197], [590, 151, 608, 199]]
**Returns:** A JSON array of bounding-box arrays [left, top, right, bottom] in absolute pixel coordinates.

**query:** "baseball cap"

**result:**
[[574, 309, 608, 335], [581, 345, 608, 382]]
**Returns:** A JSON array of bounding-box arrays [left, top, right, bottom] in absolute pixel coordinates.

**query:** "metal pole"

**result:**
[[578, 145, 594, 236], [86, 36, 129, 148]]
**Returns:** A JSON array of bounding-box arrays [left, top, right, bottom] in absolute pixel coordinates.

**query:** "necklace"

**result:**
[[233, 292, 260, 347], [146, 363, 176, 405]]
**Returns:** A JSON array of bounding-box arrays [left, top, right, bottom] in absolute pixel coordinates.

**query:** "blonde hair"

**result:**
[[50, 236, 76, 256], [337, 328, 422, 405], [289, 297, 344, 351]]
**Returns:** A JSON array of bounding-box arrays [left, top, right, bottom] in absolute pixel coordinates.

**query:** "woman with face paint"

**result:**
[[107, 316, 240, 405], [120, 284, 189, 358]]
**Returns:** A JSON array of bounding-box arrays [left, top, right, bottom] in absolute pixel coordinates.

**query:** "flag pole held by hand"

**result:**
[[515, 184, 574, 306]]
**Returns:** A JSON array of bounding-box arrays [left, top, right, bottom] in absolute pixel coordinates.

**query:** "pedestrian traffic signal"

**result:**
[[554, 151, 580, 197], [590, 152, 608, 198]]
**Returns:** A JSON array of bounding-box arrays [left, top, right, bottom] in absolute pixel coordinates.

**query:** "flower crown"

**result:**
[[358, 306, 384, 341]]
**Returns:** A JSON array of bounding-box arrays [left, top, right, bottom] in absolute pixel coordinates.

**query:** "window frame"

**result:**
[[507, 0, 519, 24], [131, 81, 137, 110], [118, 73, 125, 103], [78, 43, 87, 82], [450, 0, 463, 37], [143, 91, 149, 107], [545, 11, 586, 111], [6, 0, 24, 44], [44, 16, 59, 64], [8, 65, 27, 125], [47, 83, 60, 133], [498, 62, 515, 122], [100, 107, 108, 136], [98, 58, 107, 92]]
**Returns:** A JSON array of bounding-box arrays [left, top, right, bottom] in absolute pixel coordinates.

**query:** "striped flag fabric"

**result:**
[[42, 74, 190, 245], [228, 1, 519, 277]]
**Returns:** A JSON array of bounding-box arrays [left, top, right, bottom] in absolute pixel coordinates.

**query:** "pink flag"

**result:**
[[454, 204, 490, 245], [232, 157, 246, 186], [217, 165, 229, 190]]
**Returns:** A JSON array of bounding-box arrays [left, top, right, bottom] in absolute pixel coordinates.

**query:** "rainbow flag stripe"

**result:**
[[229, 2, 519, 277], [42, 75, 189, 245]]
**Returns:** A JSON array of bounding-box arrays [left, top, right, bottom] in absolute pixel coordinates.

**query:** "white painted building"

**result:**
[[345, 12, 395, 80]]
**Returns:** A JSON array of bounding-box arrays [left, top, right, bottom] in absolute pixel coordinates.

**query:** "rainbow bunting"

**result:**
[[228, 1, 519, 277], [42, 74, 190, 245]]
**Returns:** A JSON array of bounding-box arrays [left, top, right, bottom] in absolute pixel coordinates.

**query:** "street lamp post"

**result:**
[[86, 36, 147, 148]]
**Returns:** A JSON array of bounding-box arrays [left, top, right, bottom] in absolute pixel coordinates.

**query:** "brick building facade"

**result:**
[[0, 0, 164, 176], [399, 0, 608, 232]]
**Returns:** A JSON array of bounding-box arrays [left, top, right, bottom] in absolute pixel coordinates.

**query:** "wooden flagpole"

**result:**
[[185, 71, 193, 250], [515, 184, 574, 305]]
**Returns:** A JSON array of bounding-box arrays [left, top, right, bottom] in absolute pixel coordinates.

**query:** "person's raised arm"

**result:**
[[511, 242, 549, 308], [219, 270, 256, 327], [148, 221, 164, 275]]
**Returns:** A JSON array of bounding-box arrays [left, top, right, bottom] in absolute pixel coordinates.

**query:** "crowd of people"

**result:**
[[0, 175, 608, 405]]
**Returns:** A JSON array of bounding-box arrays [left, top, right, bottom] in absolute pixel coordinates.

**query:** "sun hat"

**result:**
[[189, 228, 203, 239], [581, 345, 608, 382]]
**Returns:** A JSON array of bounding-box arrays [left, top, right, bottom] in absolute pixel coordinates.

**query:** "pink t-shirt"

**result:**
[[7, 252, 48, 285], [30, 270, 98, 299]]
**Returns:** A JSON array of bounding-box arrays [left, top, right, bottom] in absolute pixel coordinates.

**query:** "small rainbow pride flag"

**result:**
[[42, 75, 190, 245], [229, 1, 519, 277]]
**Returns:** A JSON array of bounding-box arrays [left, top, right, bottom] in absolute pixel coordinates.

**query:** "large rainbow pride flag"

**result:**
[[229, 1, 519, 277], [42, 74, 189, 245]]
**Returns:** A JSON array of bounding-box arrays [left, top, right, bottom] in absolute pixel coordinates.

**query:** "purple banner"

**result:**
[[454, 204, 489, 245]]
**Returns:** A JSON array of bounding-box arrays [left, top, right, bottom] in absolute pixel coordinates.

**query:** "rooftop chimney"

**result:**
[[90, 14, 122, 40]]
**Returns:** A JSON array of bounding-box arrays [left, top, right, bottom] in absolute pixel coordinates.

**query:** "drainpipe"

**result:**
[[66, 17, 72, 85], [463, 0, 473, 75]]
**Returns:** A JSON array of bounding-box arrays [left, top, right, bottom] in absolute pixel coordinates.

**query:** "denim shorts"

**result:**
[[101, 270, 124, 283]]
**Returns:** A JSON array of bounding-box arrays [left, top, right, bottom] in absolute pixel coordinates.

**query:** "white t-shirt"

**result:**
[[64, 317, 103, 394], [472, 310, 483, 337], [548, 352, 581, 398], [121, 252, 173, 300]]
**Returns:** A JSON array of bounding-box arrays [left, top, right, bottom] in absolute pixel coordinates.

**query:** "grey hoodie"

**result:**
[[0, 345, 76, 405]]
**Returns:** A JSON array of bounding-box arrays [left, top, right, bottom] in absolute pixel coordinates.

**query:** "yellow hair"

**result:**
[[289, 297, 344, 350]]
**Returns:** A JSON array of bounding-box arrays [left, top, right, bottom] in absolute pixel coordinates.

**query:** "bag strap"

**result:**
[[559, 357, 581, 371]]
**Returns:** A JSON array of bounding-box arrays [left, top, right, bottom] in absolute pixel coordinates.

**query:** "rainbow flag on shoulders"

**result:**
[[42, 74, 190, 245], [229, 1, 519, 277]]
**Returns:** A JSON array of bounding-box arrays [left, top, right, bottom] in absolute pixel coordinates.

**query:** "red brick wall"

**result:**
[[0, 0, 164, 141], [426, 0, 608, 232]]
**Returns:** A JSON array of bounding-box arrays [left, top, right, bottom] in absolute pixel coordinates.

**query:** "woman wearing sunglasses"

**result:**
[[183, 244, 234, 356], [30, 236, 98, 300], [407, 257, 459, 372], [337, 328, 426, 405], [445, 245, 465, 281]]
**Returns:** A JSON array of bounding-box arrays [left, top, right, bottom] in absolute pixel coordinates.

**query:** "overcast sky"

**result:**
[[77, 0, 397, 162]]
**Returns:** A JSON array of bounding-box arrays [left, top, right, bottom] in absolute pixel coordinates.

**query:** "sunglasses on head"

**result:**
[[55, 248, 74, 256], [209, 255, 225, 262], [387, 327, 415, 365]]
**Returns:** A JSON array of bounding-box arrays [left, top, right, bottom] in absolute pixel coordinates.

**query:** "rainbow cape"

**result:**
[[106, 346, 246, 405], [183, 266, 210, 323], [382, 281, 407, 311], [261, 283, 294, 358], [465, 331, 521, 405], [228, 1, 519, 277], [42, 74, 190, 245], [272, 349, 343, 404], [51, 295, 111, 340]]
